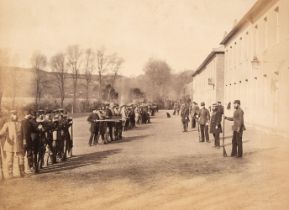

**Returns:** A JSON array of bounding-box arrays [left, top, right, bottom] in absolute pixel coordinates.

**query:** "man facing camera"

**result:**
[[224, 100, 246, 158]]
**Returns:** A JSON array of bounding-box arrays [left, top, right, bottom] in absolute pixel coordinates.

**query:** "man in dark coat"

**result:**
[[87, 110, 100, 146], [21, 111, 34, 172], [198, 102, 210, 142], [210, 103, 222, 147], [225, 100, 246, 158], [180, 102, 190, 132], [105, 105, 114, 142]]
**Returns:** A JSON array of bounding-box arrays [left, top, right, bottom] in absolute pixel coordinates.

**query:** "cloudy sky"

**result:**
[[0, 0, 255, 76]]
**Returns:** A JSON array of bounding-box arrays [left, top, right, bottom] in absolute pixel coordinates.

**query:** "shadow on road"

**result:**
[[110, 134, 153, 144], [38, 149, 122, 175]]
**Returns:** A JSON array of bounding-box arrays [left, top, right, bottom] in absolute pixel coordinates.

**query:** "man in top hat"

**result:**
[[198, 102, 210, 142], [224, 100, 246, 158], [0, 110, 25, 178]]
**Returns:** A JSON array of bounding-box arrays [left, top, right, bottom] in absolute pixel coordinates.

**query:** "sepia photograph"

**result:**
[[0, 0, 289, 209]]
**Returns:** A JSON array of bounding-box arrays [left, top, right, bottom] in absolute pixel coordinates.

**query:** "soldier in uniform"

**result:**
[[98, 107, 108, 144], [210, 103, 222, 147], [62, 112, 73, 158], [0, 110, 25, 178], [105, 104, 114, 142], [21, 110, 34, 173], [121, 105, 128, 131], [43, 110, 55, 166], [225, 100, 245, 158], [198, 102, 210, 142], [87, 110, 100, 146], [113, 105, 122, 140], [180, 102, 190, 132]]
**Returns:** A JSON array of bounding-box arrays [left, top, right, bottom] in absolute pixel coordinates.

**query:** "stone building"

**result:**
[[187, 47, 224, 107], [221, 0, 289, 135]]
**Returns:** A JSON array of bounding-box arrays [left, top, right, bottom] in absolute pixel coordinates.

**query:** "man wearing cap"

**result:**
[[0, 110, 25, 178], [225, 100, 245, 158], [21, 110, 34, 173], [198, 102, 210, 142]]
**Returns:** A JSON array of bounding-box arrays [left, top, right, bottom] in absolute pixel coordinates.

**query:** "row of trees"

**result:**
[[31, 45, 124, 111]]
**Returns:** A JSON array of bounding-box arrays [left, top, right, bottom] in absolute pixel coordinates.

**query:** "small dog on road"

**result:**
[[166, 112, 171, 118]]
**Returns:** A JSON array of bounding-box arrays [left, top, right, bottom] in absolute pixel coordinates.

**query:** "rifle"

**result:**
[[222, 116, 228, 157]]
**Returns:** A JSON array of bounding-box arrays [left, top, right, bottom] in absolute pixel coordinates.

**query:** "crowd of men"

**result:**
[[0, 108, 73, 179], [177, 99, 245, 158], [87, 103, 158, 146]]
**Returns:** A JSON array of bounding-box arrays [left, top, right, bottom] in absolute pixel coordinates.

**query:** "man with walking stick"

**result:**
[[224, 100, 245, 158]]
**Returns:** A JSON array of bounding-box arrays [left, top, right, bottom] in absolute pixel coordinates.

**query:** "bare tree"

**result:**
[[83, 48, 95, 104], [50, 53, 66, 107], [110, 54, 124, 88], [66, 45, 82, 113], [96, 48, 111, 101], [31, 52, 47, 109]]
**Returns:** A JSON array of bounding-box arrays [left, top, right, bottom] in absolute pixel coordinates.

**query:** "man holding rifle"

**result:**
[[224, 100, 245, 158]]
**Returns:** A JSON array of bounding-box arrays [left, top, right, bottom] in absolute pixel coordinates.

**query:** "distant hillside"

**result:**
[[0, 66, 125, 100]]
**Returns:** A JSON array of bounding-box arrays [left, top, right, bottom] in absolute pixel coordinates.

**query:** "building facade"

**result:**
[[187, 48, 225, 107], [221, 0, 289, 135]]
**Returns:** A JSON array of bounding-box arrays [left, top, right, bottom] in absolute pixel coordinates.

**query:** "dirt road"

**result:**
[[1, 111, 289, 210]]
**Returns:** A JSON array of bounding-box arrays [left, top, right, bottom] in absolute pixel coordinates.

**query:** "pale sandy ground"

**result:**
[[0, 110, 289, 210]]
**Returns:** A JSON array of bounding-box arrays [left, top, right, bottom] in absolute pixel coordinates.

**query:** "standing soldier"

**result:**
[[105, 104, 114, 142], [225, 100, 245, 158], [0, 110, 25, 178], [210, 103, 222, 147], [62, 113, 73, 158], [113, 105, 122, 140], [121, 105, 127, 131], [98, 107, 108, 144], [87, 109, 100, 146], [42, 111, 54, 167], [180, 102, 190, 132], [21, 110, 34, 173], [198, 102, 210, 142]]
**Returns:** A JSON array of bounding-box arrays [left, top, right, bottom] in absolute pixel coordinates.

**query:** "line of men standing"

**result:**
[[0, 109, 73, 179], [87, 103, 154, 146], [180, 100, 245, 158]]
